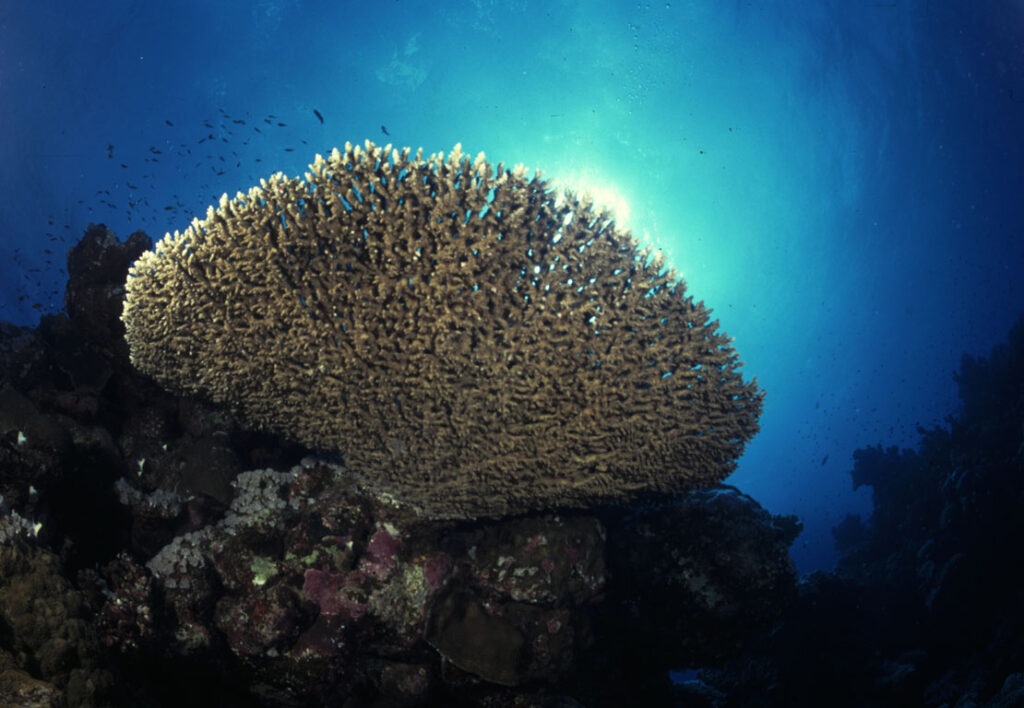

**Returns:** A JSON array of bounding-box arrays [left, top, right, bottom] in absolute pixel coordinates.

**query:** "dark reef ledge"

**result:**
[[696, 317, 1024, 706]]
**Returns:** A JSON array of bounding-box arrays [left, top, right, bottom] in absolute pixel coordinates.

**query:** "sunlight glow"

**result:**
[[550, 172, 633, 232]]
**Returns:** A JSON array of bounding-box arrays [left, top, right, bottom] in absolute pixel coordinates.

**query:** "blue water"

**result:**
[[2, 1, 1021, 573]]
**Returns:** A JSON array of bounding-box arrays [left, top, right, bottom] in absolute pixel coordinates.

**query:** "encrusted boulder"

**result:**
[[94, 457, 799, 706]]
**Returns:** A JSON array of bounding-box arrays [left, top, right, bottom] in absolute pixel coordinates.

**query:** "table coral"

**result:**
[[122, 141, 763, 518]]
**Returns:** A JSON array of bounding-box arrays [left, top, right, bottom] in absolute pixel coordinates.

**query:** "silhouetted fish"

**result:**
[[314, 109, 324, 124], [381, 125, 390, 136]]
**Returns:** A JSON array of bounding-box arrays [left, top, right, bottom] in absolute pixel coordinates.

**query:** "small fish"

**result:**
[[165, 119, 174, 127], [107, 144, 115, 158], [821, 454, 829, 466], [381, 124, 390, 136], [313, 109, 324, 124]]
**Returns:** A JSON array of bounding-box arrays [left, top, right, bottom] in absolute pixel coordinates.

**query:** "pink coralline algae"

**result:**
[[423, 555, 452, 589], [360, 527, 402, 580], [523, 533, 547, 553], [302, 567, 369, 619], [214, 584, 302, 658]]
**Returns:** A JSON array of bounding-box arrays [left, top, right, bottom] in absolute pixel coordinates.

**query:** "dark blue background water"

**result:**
[[2, 1, 1021, 573]]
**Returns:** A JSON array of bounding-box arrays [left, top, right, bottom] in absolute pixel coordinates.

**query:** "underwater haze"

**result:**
[[2, 0, 1022, 573]]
